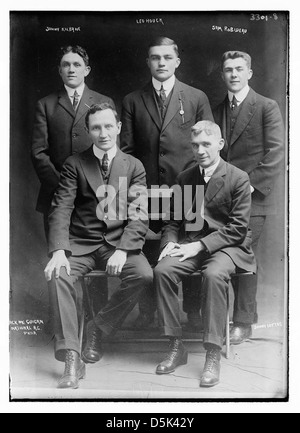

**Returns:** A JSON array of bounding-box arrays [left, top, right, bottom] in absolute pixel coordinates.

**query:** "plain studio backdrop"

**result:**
[[10, 12, 288, 334]]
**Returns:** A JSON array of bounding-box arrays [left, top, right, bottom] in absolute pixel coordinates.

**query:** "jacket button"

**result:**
[[160, 168, 165, 174], [160, 152, 165, 157], [72, 133, 78, 138]]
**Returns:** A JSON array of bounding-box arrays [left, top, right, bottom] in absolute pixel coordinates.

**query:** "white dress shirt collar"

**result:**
[[228, 85, 250, 106], [64, 82, 85, 99], [152, 75, 176, 98], [93, 144, 118, 168], [200, 157, 221, 181]]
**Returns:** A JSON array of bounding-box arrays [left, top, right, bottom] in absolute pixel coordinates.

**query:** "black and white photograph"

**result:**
[[9, 8, 289, 403]]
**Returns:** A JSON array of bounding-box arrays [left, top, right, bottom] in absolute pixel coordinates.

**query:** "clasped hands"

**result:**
[[44, 249, 128, 282], [158, 241, 204, 263]]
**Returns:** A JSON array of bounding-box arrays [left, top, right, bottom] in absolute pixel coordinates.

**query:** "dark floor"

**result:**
[[10, 279, 287, 400]]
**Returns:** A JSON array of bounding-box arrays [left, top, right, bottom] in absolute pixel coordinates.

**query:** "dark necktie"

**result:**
[[202, 169, 209, 194], [159, 85, 167, 119], [231, 95, 238, 112], [73, 90, 79, 111], [102, 153, 109, 175]]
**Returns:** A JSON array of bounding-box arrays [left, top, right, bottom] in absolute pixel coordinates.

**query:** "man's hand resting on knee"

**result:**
[[106, 250, 128, 277], [44, 250, 71, 282]]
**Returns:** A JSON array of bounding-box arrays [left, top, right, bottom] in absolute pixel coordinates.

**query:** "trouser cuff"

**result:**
[[159, 325, 182, 338], [55, 338, 80, 363], [233, 311, 257, 325], [203, 332, 223, 350]]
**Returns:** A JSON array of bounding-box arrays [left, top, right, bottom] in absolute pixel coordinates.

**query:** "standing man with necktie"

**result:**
[[213, 51, 285, 345], [31, 45, 115, 334], [121, 37, 214, 329], [32, 45, 115, 237]]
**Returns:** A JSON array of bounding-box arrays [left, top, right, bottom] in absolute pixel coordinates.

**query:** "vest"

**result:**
[[154, 87, 174, 124], [225, 99, 243, 146]]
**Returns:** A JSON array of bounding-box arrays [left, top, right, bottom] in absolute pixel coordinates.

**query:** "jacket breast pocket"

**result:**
[[179, 118, 193, 129]]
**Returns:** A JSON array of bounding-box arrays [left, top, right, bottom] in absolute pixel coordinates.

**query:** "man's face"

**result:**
[[59, 52, 91, 88], [87, 109, 122, 152], [222, 57, 253, 93], [191, 131, 224, 169], [147, 45, 181, 82]]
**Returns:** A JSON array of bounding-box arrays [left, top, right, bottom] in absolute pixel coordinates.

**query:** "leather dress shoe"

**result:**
[[200, 348, 221, 388], [230, 324, 252, 345], [82, 320, 103, 364], [134, 312, 155, 329], [156, 339, 188, 375], [185, 312, 203, 332], [57, 350, 86, 389]]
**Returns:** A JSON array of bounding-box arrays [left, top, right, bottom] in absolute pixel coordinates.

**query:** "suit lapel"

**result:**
[[141, 83, 162, 131], [108, 150, 130, 196], [219, 98, 229, 159], [79, 147, 104, 196], [74, 85, 94, 126], [162, 79, 182, 132], [80, 147, 130, 199], [205, 159, 227, 204], [58, 88, 75, 118], [230, 88, 257, 146]]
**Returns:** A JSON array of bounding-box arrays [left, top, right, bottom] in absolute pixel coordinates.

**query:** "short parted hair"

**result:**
[[148, 36, 179, 57], [57, 45, 90, 66], [85, 103, 120, 129], [222, 51, 252, 69], [191, 121, 223, 140]]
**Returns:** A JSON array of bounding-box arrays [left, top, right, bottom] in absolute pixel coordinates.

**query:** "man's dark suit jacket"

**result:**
[[213, 88, 285, 216], [48, 147, 149, 258], [32, 85, 114, 214], [161, 159, 256, 273], [121, 79, 214, 188]]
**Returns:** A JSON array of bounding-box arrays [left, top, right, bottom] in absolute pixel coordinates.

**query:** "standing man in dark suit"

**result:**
[[121, 37, 214, 328], [213, 51, 285, 345], [44, 103, 153, 389], [154, 121, 256, 387], [32, 45, 115, 234]]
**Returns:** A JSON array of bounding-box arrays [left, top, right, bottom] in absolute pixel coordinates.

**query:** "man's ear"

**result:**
[[219, 138, 225, 151], [84, 126, 89, 134], [175, 57, 181, 69], [248, 68, 253, 81], [146, 58, 150, 69], [84, 66, 91, 78], [117, 121, 122, 134]]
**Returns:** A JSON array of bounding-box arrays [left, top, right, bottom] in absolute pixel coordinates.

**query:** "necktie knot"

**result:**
[[102, 153, 109, 174], [231, 95, 238, 111], [73, 90, 80, 111]]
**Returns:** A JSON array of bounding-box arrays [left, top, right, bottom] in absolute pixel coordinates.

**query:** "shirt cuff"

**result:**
[[250, 185, 255, 194]]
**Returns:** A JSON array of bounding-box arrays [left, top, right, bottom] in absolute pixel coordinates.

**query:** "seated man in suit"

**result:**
[[121, 36, 214, 330], [154, 121, 256, 387], [213, 51, 285, 345], [44, 103, 153, 389]]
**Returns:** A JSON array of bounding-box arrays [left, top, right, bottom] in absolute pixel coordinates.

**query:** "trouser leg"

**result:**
[[154, 255, 202, 338], [48, 254, 97, 362], [138, 240, 160, 316], [233, 216, 266, 325], [182, 278, 202, 314], [94, 251, 153, 335], [201, 252, 236, 349]]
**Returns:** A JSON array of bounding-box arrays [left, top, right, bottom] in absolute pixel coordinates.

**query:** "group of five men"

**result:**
[[31, 37, 284, 389]]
